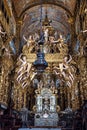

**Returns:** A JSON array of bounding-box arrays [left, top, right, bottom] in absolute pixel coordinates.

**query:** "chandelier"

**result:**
[[33, 1, 48, 73]]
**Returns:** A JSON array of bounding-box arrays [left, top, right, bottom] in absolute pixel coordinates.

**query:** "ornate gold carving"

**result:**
[[24, 53, 64, 63], [67, 17, 74, 24]]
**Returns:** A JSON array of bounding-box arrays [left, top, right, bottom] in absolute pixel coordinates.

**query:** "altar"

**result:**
[[34, 81, 59, 127]]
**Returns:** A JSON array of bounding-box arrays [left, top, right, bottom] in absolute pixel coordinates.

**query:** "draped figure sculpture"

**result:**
[[23, 35, 35, 53], [50, 34, 65, 46], [44, 28, 49, 43], [54, 55, 75, 88], [16, 54, 32, 88], [49, 34, 68, 53]]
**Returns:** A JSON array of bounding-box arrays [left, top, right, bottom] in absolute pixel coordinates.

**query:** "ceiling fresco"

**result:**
[[11, 0, 77, 42], [20, 5, 71, 37]]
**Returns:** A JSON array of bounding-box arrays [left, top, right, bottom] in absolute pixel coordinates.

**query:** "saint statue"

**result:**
[[23, 35, 35, 53]]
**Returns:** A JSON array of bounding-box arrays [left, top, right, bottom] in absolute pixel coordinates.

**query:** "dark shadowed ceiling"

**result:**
[[12, 0, 76, 17], [12, 0, 77, 38]]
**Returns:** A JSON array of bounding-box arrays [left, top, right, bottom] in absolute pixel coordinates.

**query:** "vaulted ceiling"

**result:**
[[12, 0, 77, 38], [12, 0, 76, 17]]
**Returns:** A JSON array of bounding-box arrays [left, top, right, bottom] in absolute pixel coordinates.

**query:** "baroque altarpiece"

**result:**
[[0, 0, 87, 128]]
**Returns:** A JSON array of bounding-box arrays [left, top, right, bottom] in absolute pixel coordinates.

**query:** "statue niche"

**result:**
[[34, 86, 59, 126]]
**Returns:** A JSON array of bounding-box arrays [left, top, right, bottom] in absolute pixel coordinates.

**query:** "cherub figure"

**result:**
[[23, 35, 34, 46], [50, 34, 64, 45], [23, 35, 35, 53], [49, 34, 67, 53], [51, 34, 65, 50]]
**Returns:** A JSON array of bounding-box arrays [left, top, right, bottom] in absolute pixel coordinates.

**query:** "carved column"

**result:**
[[13, 86, 21, 110], [13, 87, 22, 110], [0, 51, 13, 105], [73, 79, 80, 110], [67, 87, 71, 108], [78, 56, 87, 105], [63, 87, 68, 108], [13, 82, 28, 110]]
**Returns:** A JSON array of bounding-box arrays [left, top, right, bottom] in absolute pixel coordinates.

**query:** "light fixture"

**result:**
[[33, 0, 48, 73]]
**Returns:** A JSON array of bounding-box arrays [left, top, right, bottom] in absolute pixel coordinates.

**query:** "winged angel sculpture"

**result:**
[[15, 53, 36, 88], [53, 55, 76, 88]]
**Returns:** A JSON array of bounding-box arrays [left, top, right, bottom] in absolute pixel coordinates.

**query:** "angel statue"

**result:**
[[23, 35, 34, 45], [49, 34, 68, 53], [23, 35, 35, 53], [16, 54, 32, 83], [54, 55, 74, 88], [44, 28, 49, 43], [63, 55, 74, 82], [50, 34, 65, 46], [53, 63, 66, 78]]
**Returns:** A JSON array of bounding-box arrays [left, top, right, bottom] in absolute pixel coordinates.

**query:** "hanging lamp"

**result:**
[[33, 0, 48, 73]]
